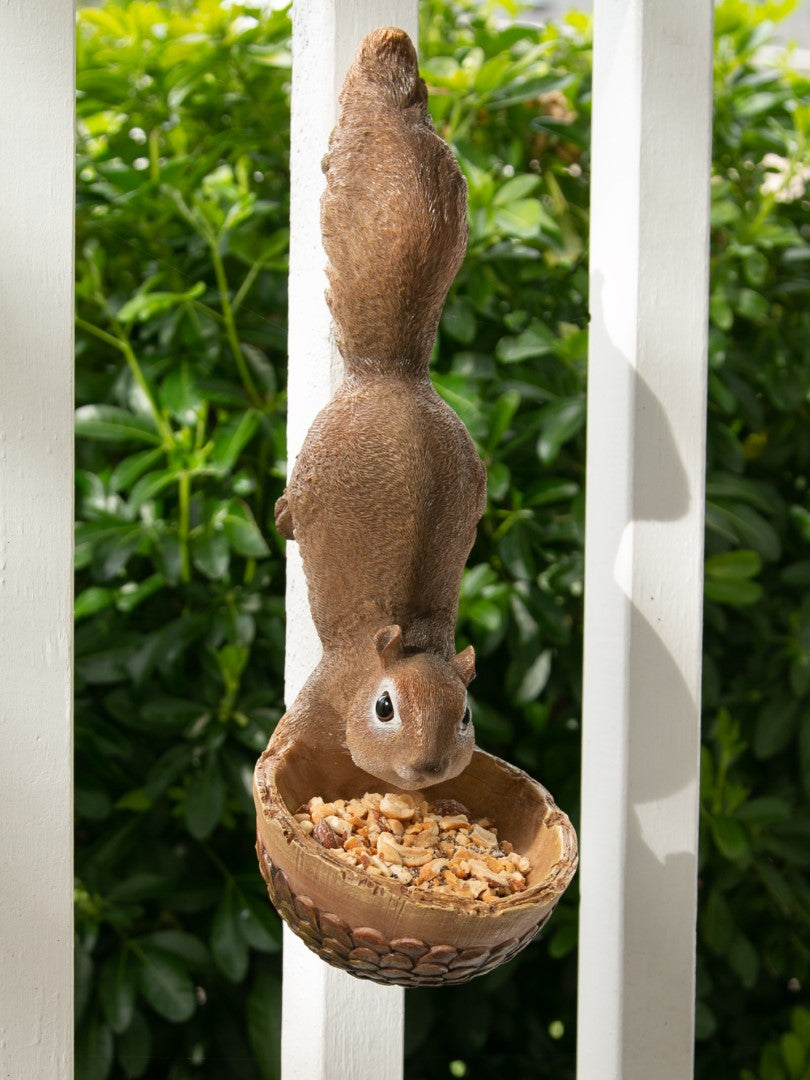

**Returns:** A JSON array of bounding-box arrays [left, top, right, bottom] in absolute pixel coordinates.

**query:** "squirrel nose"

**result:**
[[413, 759, 445, 776]]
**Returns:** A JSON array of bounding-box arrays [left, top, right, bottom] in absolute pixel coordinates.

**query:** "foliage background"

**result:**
[[74, 0, 810, 1077]]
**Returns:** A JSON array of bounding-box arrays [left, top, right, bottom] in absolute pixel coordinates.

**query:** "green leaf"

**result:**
[[99, 951, 136, 1034], [705, 501, 781, 561], [107, 873, 167, 904], [115, 573, 166, 613], [75, 1012, 114, 1080], [110, 448, 164, 492], [757, 859, 796, 915], [128, 468, 179, 513], [735, 796, 791, 824], [754, 698, 798, 760], [75, 946, 94, 1027], [546, 920, 577, 960], [493, 174, 541, 206], [75, 586, 115, 620], [711, 816, 750, 862], [485, 390, 521, 453], [116, 788, 152, 812], [792, 1008, 810, 1048], [735, 287, 769, 322], [536, 397, 585, 464], [513, 649, 552, 704], [704, 547, 763, 604], [160, 364, 204, 422], [704, 578, 763, 605], [136, 947, 196, 1023], [192, 528, 231, 579], [117, 282, 204, 325], [236, 890, 282, 953], [420, 55, 463, 87], [247, 970, 282, 1080], [185, 759, 225, 840], [145, 744, 195, 801], [209, 411, 260, 473], [138, 932, 211, 973], [728, 934, 760, 988], [242, 343, 278, 393], [527, 478, 580, 507], [140, 695, 209, 731], [442, 296, 477, 345], [780, 1032, 806, 1079], [75, 405, 161, 445], [709, 290, 734, 330], [704, 549, 762, 581], [703, 888, 735, 954], [760, 1043, 788, 1080], [224, 501, 270, 557], [116, 1010, 151, 1078], [494, 198, 544, 239], [211, 886, 250, 982]]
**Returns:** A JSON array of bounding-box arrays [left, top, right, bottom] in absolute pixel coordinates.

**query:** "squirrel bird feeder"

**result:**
[[253, 26, 577, 988]]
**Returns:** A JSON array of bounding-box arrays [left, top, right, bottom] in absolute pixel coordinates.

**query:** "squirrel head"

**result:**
[[345, 625, 476, 790]]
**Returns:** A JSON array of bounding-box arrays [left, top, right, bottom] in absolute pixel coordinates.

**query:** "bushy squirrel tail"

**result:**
[[321, 27, 468, 378]]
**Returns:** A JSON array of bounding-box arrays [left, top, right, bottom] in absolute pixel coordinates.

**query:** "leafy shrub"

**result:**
[[74, 1, 809, 1078], [75, 5, 291, 1078]]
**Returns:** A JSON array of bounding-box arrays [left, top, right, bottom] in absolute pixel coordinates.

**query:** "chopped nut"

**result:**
[[439, 814, 469, 830], [311, 801, 336, 824], [400, 846, 432, 867], [470, 823, 498, 848], [380, 793, 416, 820], [296, 789, 531, 902], [312, 819, 341, 849], [461, 879, 488, 900], [389, 864, 415, 885], [344, 835, 368, 851], [325, 814, 352, 837], [377, 833, 403, 864], [418, 858, 449, 883]]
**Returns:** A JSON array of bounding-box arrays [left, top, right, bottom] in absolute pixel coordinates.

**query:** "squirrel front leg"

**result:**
[[274, 490, 295, 540]]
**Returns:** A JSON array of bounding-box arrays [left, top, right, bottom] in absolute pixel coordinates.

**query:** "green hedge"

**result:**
[[74, 1, 810, 1077]]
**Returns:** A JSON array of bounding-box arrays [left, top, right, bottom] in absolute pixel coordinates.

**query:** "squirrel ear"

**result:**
[[374, 625, 404, 669], [452, 645, 476, 687]]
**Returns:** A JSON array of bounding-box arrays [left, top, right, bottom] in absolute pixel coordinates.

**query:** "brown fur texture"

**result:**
[[271, 28, 486, 790], [320, 27, 468, 376]]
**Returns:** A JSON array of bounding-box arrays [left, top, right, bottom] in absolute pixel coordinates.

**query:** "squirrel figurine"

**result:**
[[271, 27, 487, 791]]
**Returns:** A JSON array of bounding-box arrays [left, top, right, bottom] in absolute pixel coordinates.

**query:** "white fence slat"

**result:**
[[0, 2, 75, 1078], [576, 2, 713, 1078], [282, 3, 418, 1078]]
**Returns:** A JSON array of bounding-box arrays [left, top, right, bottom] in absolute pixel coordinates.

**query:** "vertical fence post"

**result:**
[[282, 3, 417, 1078], [577, 2, 713, 1078], [0, 2, 75, 1078]]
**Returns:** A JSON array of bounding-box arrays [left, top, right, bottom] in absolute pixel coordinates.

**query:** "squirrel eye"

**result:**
[[461, 705, 472, 729], [375, 692, 394, 721]]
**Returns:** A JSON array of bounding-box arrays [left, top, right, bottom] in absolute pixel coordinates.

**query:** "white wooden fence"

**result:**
[[0, 2, 76, 1078], [0, 1, 711, 1077]]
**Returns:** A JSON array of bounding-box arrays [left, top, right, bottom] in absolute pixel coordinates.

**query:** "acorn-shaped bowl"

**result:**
[[253, 741, 577, 987]]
